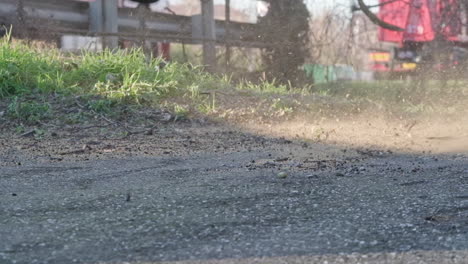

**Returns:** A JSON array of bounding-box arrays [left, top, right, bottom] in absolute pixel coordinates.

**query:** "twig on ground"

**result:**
[[200, 90, 229, 96], [59, 144, 92, 155], [59, 149, 87, 155], [19, 129, 36, 138], [117, 125, 157, 140], [406, 121, 417, 133], [70, 124, 113, 131]]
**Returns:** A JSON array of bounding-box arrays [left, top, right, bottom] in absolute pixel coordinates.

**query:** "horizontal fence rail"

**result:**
[[0, 0, 266, 48]]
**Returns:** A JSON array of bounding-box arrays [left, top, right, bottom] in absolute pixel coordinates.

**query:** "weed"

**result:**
[[0, 41, 228, 105], [1, 38, 466, 121], [271, 98, 293, 112], [7, 97, 51, 123], [87, 99, 116, 114], [197, 101, 215, 114], [173, 104, 190, 120], [238, 79, 291, 95], [14, 125, 25, 134], [63, 112, 85, 125], [0, 34, 63, 97]]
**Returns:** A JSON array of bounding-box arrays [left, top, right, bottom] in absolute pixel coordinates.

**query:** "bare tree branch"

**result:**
[[364, 0, 409, 9], [357, 0, 404, 31]]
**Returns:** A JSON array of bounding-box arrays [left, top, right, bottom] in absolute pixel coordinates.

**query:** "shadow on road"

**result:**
[[1, 131, 467, 264]]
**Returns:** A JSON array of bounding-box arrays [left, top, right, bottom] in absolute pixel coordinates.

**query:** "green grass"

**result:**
[[1, 34, 466, 126], [237, 79, 291, 94], [0, 39, 63, 97], [0, 34, 303, 102], [0, 35, 227, 104], [87, 98, 116, 114], [6, 96, 51, 123]]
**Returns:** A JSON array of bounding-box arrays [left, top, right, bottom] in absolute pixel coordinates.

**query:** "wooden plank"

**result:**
[[201, 0, 216, 70], [102, 0, 118, 49], [0, 0, 263, 48], [225, 0, 231, 67], [89, 0, 103, 32]]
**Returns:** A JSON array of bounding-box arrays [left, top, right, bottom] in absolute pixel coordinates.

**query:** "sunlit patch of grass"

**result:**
[[1, 34, 466, 126], [172, 104, 190, 120], [237, 79, 291, 94], [0, 33, 64, 97], [270, 98, 294, 113], [0, 38, 229, 104]]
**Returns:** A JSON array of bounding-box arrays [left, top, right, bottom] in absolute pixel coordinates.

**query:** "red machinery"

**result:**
[[369, 0, 467, 77]]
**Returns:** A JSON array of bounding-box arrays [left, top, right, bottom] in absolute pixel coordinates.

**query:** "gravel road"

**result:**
[[1, 144, 468, 264]]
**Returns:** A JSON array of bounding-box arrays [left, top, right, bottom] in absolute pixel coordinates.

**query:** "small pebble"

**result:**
[[277, 172, 288, 179], [335, 172, 345, 177]]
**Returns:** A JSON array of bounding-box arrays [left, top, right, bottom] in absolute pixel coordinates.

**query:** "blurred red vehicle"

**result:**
[[369, 0, 468, 78]]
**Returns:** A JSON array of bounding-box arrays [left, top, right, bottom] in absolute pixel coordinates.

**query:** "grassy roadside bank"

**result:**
[[1, 37, 467, 137]]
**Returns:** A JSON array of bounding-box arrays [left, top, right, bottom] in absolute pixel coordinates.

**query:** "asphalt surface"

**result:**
[[1, 150, 468, 264]]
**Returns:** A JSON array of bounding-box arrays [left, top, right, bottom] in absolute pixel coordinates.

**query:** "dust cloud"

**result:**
[[241, 110, 468, 154]]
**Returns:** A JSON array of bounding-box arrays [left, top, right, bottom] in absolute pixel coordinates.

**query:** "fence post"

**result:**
[[89, 0, 103, 33], [225, 0, 231, 69], [102, 0, 118, 49], [201, 0, 216, 71], [89, 0, 103, 50], [16, 0, 27, 38], [136, 4, 153, 57]]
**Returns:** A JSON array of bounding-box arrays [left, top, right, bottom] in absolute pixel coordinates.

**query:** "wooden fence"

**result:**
[[0, 0, 266, 68]]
